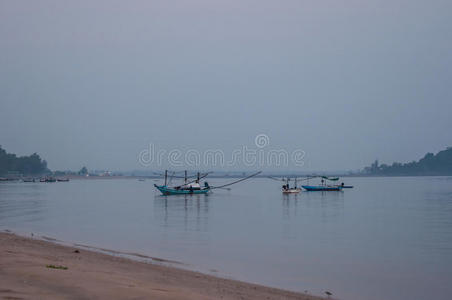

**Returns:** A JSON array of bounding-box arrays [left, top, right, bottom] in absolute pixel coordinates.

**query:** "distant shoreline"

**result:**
[[0, 231, 324, 300], [2, 173, 452, 181]]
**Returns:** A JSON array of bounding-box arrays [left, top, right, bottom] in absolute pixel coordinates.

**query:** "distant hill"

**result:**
[[364, 147, 452, 176], [0, 146, 49, 176]]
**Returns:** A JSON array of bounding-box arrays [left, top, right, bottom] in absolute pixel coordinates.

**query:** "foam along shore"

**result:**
[[0, 232, 324, 300]]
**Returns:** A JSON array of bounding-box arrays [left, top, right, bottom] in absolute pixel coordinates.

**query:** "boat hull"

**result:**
[[154, 184, 210, 195], [282, 188, 301, 194], [302, 185, 342, 191]]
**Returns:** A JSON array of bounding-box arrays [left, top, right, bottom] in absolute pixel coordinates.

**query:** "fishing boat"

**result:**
[[302, 176, 342, 191], [268, 176, 302, 194], [154, 170, 261, 196], [23, 178, 35, 182], [283, 177, 302, 193], [57, 178, 70, 182], [302, 185, 342, 191], [155, 184, 211, 195], [283, 188, 301, 194], [40, 176, 56, 182], [154, 171, 210, 195]]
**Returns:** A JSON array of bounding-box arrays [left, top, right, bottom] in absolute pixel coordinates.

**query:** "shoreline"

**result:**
[[0, 231, 325, 300]]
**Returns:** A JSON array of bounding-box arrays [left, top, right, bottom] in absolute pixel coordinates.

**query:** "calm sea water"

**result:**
[[1, 177, 452, 300]]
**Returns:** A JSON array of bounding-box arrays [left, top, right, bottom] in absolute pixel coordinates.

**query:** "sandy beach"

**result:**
[[0, 232, 324, 300]]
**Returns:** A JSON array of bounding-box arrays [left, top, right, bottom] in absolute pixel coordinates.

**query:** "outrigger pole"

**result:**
[[210, 171, 262, 190]]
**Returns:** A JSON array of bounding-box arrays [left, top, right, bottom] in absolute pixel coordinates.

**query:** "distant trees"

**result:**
[[78, 166, 88, 175], [363, 147, 452, 176], [0, 146, 49, 176]]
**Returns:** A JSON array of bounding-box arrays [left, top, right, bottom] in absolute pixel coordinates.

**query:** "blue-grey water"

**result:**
[[1, 177, 452, 300]]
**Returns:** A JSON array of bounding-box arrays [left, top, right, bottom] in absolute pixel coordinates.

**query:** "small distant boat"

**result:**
[[57, 178, 70, 182], [40, 177, 56, 182], [302, 185, 342, 191], [23, 178, 35, 183], [268, 176, 302, 194], [0, 178, 19, 181], [283, 188, 302, 194], [269, 175, 353, 192], [283, 177, 302, 193]]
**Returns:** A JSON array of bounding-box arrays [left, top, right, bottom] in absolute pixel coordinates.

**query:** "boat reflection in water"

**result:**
[[153, 194, 210, 233]]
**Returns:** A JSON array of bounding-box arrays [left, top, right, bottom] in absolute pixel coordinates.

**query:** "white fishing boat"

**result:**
[[269, 176, 302, 194], [282, 187, 302, 194]]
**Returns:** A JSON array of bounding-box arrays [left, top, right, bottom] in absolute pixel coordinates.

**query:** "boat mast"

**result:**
[[164, 170, 168, 186], [185, 170, 187, 184]]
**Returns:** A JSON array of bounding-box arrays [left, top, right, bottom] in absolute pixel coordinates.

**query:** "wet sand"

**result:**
[[0, 232, 324, 300]]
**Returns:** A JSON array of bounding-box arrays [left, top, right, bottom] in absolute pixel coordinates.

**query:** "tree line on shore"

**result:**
[[0, 145, 96, 178], [0, 146, 49, 176], [363, 147, 452, 176], [2, 145, 452, 177]]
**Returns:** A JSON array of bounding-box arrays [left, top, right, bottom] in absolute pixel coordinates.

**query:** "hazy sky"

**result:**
[[1, 0, 451, 171]]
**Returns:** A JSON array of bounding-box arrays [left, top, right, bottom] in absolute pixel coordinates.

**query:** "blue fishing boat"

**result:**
[[154, 170, 261, 196], [301, 176, 343, 191], [302, 185, 342, 191], [154, 184, 210, 195]]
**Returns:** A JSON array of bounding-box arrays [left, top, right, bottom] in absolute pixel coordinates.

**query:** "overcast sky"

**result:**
[[0, 0, 451, 172]]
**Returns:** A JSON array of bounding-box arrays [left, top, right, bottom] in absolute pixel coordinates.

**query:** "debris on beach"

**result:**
[[46, 264, 68, 270]]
